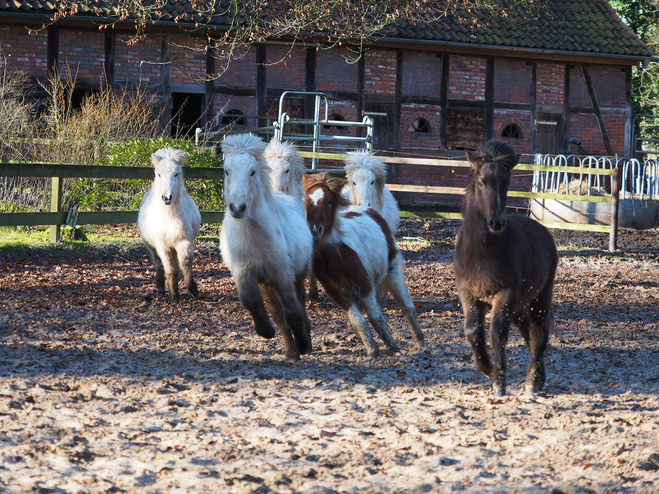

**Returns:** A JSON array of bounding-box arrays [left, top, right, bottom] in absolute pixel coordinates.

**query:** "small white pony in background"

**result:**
[[137, 147, 201, 303], [263, 138, 323, 300], [219, 133, 314, 362], [264, 139, 306, 203], [343, 150, 400, 236]]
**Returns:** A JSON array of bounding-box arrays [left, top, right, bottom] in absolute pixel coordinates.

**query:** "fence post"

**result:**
[[609, 166, 621, 252], [49, 176, 62, 242]]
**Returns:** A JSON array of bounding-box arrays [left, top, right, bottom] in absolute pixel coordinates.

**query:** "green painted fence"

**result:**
[[1, 154, 622, 250], [0, 162, 225, 242]]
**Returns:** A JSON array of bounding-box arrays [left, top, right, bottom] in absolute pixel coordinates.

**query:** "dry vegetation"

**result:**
[[0, 219, 658, 493]]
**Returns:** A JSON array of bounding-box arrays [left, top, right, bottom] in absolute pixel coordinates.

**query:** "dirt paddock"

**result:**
[[0, 219, 658, 493]]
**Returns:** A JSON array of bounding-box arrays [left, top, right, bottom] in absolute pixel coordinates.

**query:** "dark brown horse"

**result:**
[[453, 140, 558, 396]]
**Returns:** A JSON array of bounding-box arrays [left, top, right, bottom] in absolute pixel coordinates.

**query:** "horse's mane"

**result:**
[[466, 140, 519, 170], [152, 147, 187, 167], [222, 133, 274, 203], [345, 151, 387, 190], [344, 150, 388, 188], [303, 172, 351, 208], [264, 139, 306, 179]]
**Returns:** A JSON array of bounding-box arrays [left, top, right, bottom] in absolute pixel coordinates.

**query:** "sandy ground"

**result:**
[[0, 219, 658, 493]]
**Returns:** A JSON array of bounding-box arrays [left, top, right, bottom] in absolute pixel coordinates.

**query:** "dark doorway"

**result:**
[[171, 93, 203, 139], [535, 113, 564, 154], [266, 97, 305, 136], [364, 103, 395, 151]]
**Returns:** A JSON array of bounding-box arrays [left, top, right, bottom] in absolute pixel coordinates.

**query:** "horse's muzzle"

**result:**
[[487, 217, 507, 234], [162, 194, 173, 205], [309, 224, 323, 240], [229, 202, 247, 218]]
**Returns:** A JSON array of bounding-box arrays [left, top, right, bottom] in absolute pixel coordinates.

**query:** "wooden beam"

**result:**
[[580, 65, 614, 155], [485, 57, 494, 141]]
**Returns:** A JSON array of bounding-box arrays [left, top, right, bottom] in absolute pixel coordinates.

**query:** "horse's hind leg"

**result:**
[[346, 303, 379, 358], [361, 293, 400, 355], [165, 248, 180, 303], [262, 283, 310, 362], [235, 271, 276, 339], [308, 273, 320, 301], [459, 295, 493, 381], [178, 242, 198, 298], [382, 265, 425, 349], [525, 286, 553, 394], [295, 272, 312, 341]]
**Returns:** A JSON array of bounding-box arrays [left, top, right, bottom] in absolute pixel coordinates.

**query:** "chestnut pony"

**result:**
[[453, 140, 558, 396], [304, 172, 424, 357]]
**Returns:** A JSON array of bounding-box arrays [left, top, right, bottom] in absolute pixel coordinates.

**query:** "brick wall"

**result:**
[[449, 55, 485, 101], [316, 48, 359, 93], [570, 113, 626, 155], [214, 46, 255, 88], [114, 34, 161, 85], [536, 62, 564, 108], [169, 35, 206, 85], [59, 29, 104, 82], [365, 50, 397, 95], [318, 100, 359, 138], [400, 104, 441, 149], [494, 110, 532, 153], [570, 65, 626, 108], [266, 45, 306, 91], [0, 27, 48, 78], [494, 59, 531, 104], [402, 51, 441, 97], [213, 95, 258, 127]]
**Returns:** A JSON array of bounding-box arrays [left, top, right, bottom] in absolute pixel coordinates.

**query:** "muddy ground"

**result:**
[[0, 219, 658, 493]]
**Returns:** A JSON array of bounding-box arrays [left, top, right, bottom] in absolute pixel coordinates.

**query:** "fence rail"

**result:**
[[0, 163, 225, 241], [1, 153, 622, 250]]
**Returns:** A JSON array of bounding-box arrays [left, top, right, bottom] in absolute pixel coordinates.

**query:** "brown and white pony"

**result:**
[[303, 172, 425, 357]]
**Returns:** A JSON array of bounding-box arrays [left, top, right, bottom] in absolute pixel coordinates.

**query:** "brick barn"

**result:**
[[0, 0, 653, 206]]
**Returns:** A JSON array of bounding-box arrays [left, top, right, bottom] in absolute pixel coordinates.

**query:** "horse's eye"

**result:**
[[353, 181, 356, 185], [328, 200, 333, 205], [157, 173, 161, 177], [478, 179, 484, 188], [285, 169, 290, 174], [175, 173, 179, 177], [225, 170, 229, 177], [250, 170, 256, 177], [371, 180, 374, 185]]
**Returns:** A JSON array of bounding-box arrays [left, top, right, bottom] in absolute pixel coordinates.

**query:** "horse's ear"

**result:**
[[466, 151, 483, 170], [151, 154, 162, 167], [511, 154, 521, 169]]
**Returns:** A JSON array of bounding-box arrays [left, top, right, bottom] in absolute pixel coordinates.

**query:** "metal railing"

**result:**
[[196, 91, 374, 172]]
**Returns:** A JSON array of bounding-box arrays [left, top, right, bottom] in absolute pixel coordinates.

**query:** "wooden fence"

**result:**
[[1, 155, 622, 250], [0, 163, 224, 242]]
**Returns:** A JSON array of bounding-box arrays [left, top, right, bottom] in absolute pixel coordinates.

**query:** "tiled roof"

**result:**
[[0, 0, 653, 59]]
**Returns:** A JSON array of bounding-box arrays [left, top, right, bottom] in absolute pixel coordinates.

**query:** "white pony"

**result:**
[[264, 138, 306, 203], [343, 150, 400, 235], [137, 147, 201, 302], [219, 133, 314, 362]]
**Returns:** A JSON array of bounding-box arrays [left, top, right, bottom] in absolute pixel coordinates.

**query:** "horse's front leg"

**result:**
[[525, 284, 553, 394], [177, 241, 198, 298], [235, 271, 276, 339], [459, 294, 491, 379], [489, 290, 516, 396], [346, 303, 379, 358], [145, 242, 166, 298], [271, 275, 312, 359], [361, 293, 400, 355]]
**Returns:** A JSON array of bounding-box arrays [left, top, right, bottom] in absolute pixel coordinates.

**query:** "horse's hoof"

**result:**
[[254, 322, 276, 339], [492, 385, 506, 397], [366, 348, 380, 358], [295, 337, 312, 355], [285, 351, 301, 363], [525, 384, 539, 396], [188, 285, 199, 298], [386, 344, 401, 356]]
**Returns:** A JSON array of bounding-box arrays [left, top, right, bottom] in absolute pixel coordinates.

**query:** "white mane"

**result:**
[[344, 150, 388, 188], [264, 139, 306, 201], [152, 147, 187, 167]]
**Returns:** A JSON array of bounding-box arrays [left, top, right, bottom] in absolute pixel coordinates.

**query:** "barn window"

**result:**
[[408, 118, 431, 133], [324, 113, 345, 130], [221, 109, 245, 125], [502, 123, 522, 139]]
